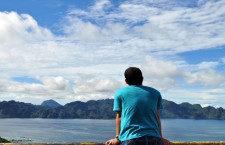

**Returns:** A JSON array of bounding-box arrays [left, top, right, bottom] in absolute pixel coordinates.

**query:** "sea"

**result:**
[[0, 119, 225, 143]]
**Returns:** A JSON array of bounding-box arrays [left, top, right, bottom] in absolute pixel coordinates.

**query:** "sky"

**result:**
[[0, 0, 225, 107]]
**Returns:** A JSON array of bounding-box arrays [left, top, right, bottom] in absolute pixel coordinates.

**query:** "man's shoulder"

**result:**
[[141, 85, 160, 93], [115, 86, 137, 95], [116, 85, 160, 94], [116, 86, 130, 93]]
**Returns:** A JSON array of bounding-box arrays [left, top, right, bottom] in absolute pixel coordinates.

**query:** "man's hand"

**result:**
[[161, 138, 172, 145], [106, 138, 120, 145]]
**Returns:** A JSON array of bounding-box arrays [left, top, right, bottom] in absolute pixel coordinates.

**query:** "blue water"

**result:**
[[0, 119, 224, 143]]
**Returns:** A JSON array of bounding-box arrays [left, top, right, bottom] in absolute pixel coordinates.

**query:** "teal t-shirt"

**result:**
[[113, 85, 163, 141]]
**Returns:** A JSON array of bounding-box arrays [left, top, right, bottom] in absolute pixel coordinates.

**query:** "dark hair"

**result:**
[[124, 67, 143, 85]]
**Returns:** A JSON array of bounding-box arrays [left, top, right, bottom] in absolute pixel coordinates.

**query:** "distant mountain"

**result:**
[[161, 100, 225, 120], [0, 100, 43, 118], [34, 99, 114, 119], [41, 99, 62, 108], [0, 99, 225, 119]]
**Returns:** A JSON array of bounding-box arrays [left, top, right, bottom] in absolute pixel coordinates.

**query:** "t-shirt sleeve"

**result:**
[[113, 91, 122, 111], [157, 93, 163, 110]]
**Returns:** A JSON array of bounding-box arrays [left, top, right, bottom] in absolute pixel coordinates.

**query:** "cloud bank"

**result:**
[[0, 0, 225, 106]]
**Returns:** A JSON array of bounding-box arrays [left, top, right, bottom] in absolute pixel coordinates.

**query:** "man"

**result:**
[[106, 67, 171, 145]]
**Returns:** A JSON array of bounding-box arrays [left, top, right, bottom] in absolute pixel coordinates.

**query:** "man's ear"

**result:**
[[125, 79, 128, 84]]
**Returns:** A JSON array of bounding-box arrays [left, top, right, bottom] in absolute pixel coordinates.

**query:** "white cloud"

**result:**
[[68, 93, 113, 102], [143, 56, 182, 78], [184, 70, 225, 87], [196, 61, 219, 70], [66, 0, 225, 56], [1, 1, 225, 75], [37, 76, 71, 91], [62, 17, 102, 42], [91, 0, 111, 12], [0, 1, 225, 106], [0, 74, 124, 102], [0, 11, 67, 74], [173, 60, 221, 72], [62, 16, 129, 43], [139, 56, 225, 90], [162, 87, 225, 107], [201, 104, 211, 108], [0, 11, 53, 46], [222, 57, 225, 64], [0, 76, 72, 99], [74, 75, 123, 94], [139, 56, 182, 90]]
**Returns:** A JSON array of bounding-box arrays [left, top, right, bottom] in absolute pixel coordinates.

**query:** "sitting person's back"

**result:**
[[114, 85, 163, 141], [106, 67, 171, 145]]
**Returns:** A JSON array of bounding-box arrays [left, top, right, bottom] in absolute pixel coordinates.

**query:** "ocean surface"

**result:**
[[0, 119, 225, 143]]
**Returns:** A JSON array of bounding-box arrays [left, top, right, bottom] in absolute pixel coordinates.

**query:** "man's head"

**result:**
[[124, 67, 143, 85]]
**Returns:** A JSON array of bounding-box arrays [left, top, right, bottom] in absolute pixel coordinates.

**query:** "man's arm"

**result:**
[[157, 110, 171, 145], [106, 111, 121, 145], [157, 110, 162, 137], [116, 111, 121, 137]]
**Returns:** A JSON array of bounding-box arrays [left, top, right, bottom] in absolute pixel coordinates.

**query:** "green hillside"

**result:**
[[0, 99, 225, 120]]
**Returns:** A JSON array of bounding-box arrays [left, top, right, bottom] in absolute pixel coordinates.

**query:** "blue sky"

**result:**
[[0, 0, 225, 107]]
